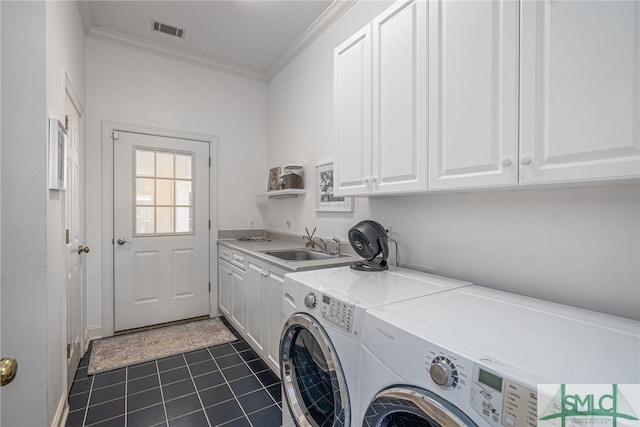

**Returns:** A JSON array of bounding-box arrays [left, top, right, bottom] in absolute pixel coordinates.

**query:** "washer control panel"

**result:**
[[470, 365, 537, 427], [430, 356, 459, 389], [319, 293, 354, 333]]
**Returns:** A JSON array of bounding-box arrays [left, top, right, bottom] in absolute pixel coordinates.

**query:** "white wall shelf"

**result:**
[[257, 189, 306, 199]]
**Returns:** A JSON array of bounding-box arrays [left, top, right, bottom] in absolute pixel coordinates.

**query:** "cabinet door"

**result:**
[[266, 268, 285, 373], [230, 265, 246, 333], [246, 258, 266, 353], [520, 0, 640, 184], [372, 0, 428, 194], [334, 24, 373, 196], [218, 258, 232, 316], [428, 0, 519, 190]]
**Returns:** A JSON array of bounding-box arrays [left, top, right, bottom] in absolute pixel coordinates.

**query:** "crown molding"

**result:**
[[76, 0, 93, 35], [87, 27, 268, 82], [266, 0, 356, 81], [81, 0, 355, 83]]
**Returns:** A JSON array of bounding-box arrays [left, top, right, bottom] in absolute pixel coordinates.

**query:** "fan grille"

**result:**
[[348, 220, 387, 260]]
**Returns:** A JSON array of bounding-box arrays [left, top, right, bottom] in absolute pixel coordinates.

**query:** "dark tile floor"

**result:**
[[65, 318, 282, 427]]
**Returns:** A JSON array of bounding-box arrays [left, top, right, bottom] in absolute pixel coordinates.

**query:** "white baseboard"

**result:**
[[87, 324, 103, 341], [51, 392, 69, 427]]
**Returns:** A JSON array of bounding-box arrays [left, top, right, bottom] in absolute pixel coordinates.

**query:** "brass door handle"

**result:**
[[78, 246, 90, 254], [1, 358, 18, 386]]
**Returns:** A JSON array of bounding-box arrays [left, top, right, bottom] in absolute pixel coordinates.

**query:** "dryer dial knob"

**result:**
[[430, 357, 458, 389], [304, 293, 317, 308]]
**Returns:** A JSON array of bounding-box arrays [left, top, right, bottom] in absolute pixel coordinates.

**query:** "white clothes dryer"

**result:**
[[279, 266, 472, 427], [359, 286, 640, 427]]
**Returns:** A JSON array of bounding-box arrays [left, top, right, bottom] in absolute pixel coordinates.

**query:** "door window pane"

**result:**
[[156, 207, 174, 234], [136, 207, 155, 234], [134, 148, 195, 236], [176, 180, 192, 206], [136, 150, 155, 177], [175, 207, 192, 233], [136, 178, 155, 205], [175, 154, 192, 179], [156, 179, 174, 206], [156, 152, 174, 178]]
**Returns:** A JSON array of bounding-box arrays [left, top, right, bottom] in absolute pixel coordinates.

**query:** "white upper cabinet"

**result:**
[[334, 0, 427, 196], [372, 0, 428, 194], [519, 0, 640, 184], [428, 0, 519, 190], [334, 24, 372, 196], [335, 0, 639, 195]]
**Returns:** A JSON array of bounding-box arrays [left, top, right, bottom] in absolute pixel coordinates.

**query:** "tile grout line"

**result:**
[[155, 360, 170, 427], [81, 375, 95, 427], [124, 366, 128, 427], [182, 352, 213, 426], [207, 345, 254, 427], [235, 344, 281, 410]]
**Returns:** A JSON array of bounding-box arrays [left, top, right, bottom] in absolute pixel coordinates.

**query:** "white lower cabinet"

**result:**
[[219, 250, 284, 375], [246, 258, 267, 353], [246, 256, 285, 373], [218, 259, 233, 317], [265, 268, 285, 372], [218, 249, 247, 334]]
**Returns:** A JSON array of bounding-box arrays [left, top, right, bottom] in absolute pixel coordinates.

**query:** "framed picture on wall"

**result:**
[[267, 166, 281, 191], [315, 161, 353, 212], [49, 118, 67, 191]]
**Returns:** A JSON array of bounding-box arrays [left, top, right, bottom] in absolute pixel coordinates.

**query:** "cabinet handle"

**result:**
[[501, 157, 512, 167], [363, 177, 370, 183], [371, 176, 378, 182], [520, 155, 532, 165]]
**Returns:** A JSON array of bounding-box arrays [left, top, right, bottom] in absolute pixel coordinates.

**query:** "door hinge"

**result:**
[[65, 229, 70, 244], [209, 157, 211, 167], [66, 343, 71, 359], [112, 130, 120, 140], [64, 115, 70, 131], [208, 282, 211, 293]]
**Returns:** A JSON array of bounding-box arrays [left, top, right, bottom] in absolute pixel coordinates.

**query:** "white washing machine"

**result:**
[[279, 266, 472, 427], [359, 286, 640, 426]]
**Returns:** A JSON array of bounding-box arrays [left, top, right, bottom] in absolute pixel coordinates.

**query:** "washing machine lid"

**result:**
[[286, 266, 472, 308], [366, 286, 640, 384]]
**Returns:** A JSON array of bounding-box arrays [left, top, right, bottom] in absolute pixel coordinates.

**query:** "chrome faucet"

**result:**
[[332, 237, 341, 257], [310, 237, 327, 251], [303, 227, 326, 251]]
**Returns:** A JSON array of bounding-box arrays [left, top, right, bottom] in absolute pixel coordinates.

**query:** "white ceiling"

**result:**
[[81, 1, 347, 81]]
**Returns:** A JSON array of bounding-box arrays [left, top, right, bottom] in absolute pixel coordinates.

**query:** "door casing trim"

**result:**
[[100, 121, 219, 338]]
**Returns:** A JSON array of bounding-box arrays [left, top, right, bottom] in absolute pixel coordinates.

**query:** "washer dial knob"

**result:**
[[304, 292, 317, 308], [430, 356, 459, 389]]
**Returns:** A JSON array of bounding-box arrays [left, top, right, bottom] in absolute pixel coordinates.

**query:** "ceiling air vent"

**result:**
[[152, 20, 185, 39]]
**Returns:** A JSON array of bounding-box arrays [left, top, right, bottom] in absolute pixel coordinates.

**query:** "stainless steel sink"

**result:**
[[260, 249, 348, 261]]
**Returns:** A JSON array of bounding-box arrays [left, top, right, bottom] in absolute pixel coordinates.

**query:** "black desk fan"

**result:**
[[348, 220, 389, 271]]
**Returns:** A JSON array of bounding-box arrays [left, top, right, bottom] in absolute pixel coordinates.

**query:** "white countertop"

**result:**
[[218, 238, 358, 272]]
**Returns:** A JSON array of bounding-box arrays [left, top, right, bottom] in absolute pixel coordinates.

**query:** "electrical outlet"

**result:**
[[248, 218, 255, 228]]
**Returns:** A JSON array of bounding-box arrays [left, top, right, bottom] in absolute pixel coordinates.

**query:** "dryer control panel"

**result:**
[[470, 365, 537, 427], [320, 293, 354, 333]]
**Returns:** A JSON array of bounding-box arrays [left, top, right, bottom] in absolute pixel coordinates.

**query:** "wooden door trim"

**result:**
[[100, 121, 219, 338]]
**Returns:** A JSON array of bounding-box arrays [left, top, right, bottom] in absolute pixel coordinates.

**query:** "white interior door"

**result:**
[[65, 87, 85, 392], [113, 131, 210, 331]]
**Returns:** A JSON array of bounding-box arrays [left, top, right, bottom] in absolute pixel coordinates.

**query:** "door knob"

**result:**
[[116, 238, 133, 246], [0, 357, 18, 387], [78, 246, 90, 254]]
